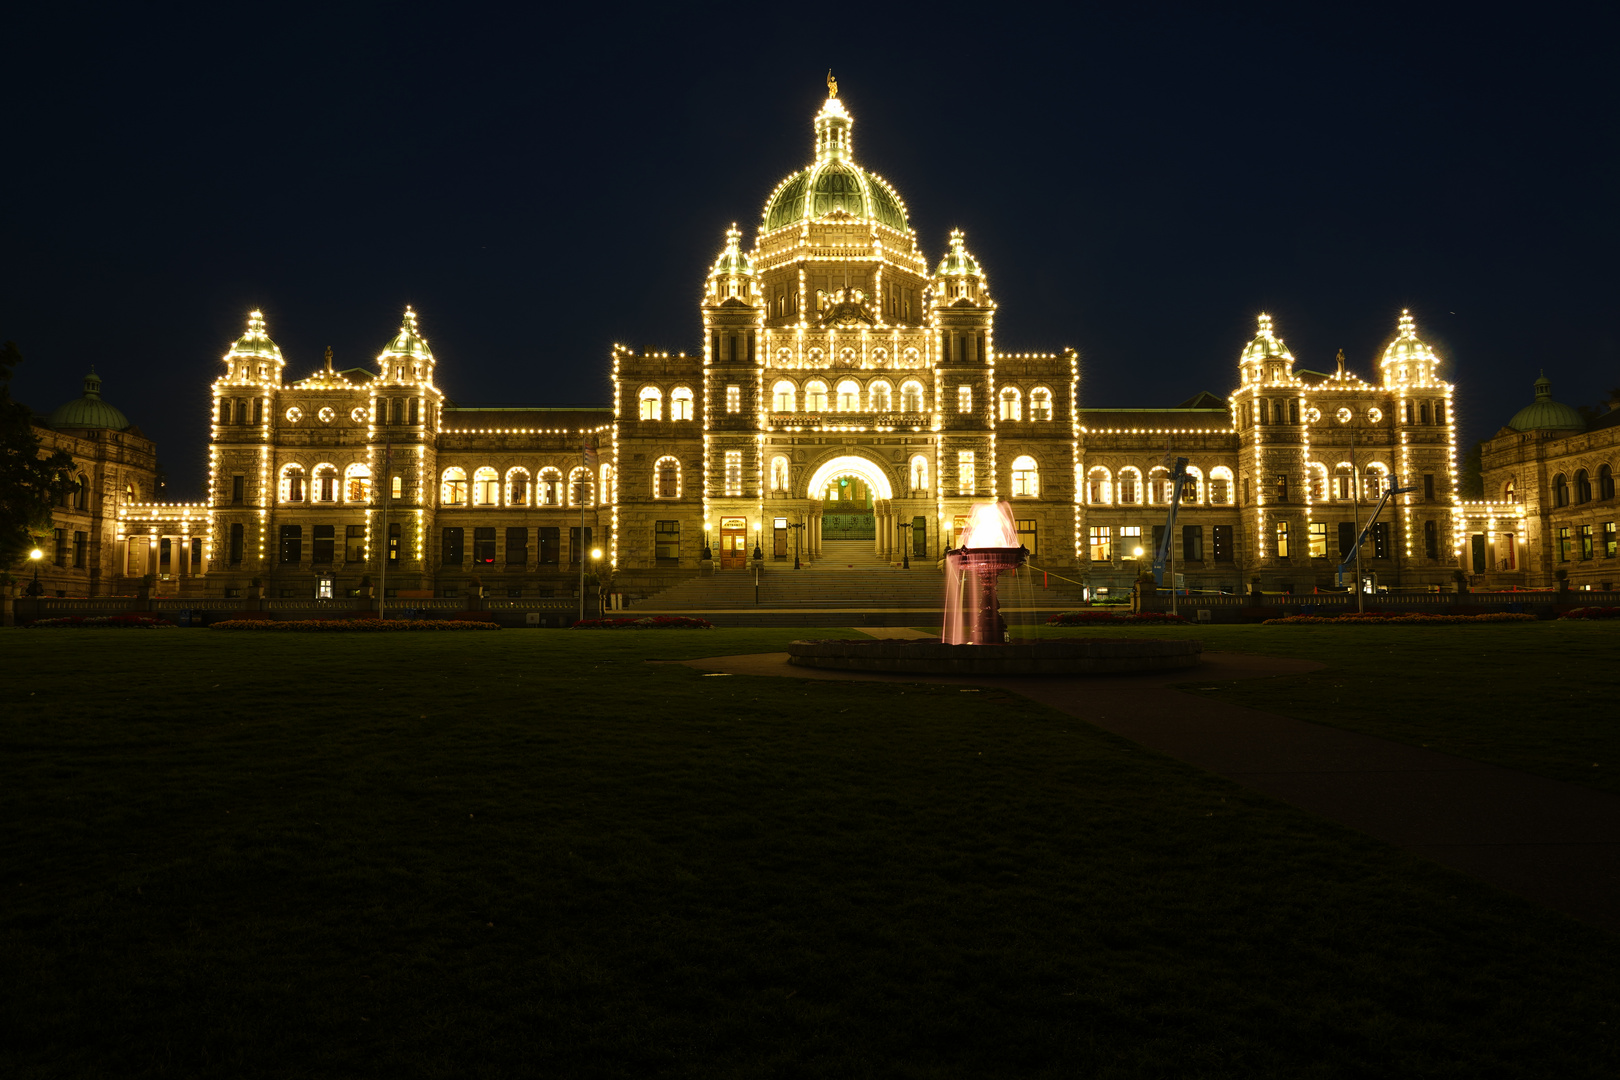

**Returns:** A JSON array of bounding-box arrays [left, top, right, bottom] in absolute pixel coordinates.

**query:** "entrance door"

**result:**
[[720, 517, 748, 569], [773, 517, 788, 559], [913, 516, 927, 558]]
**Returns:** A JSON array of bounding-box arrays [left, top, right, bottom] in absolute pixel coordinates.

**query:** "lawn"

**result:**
[[1033, 620, 1620, 796], [2, 627, 1618, 1078]]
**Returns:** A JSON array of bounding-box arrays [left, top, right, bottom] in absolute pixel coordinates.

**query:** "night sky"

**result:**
[[7, 4, 1618, 498]]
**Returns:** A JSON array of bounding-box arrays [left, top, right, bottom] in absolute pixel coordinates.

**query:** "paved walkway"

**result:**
[[677, 650, 1620, 933]]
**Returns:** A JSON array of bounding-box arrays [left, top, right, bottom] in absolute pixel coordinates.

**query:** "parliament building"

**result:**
[[79, 85, 1615, 603]]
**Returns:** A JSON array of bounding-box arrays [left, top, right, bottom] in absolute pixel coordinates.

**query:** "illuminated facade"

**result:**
[[111, 85, 1506, 601]]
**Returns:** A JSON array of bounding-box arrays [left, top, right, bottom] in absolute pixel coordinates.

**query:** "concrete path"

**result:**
[[677, 650, 1620, 933]]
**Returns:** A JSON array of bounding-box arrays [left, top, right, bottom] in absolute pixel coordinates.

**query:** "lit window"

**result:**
[[909, 455, 929, 491], [1086, 467, 1111, 505], [900, 381, 923, 413], [726, 385, 741, 414], [539, 469, 562, 506], [1120, 525, 1142, 559], [1275, 520, 1290, 558], [869, 381, 892, 413], [313, 464, 338, 503], [473, 467, 500, 506], [772, 380, 796, 412], [1011, 455, 1038, 497], [1089, 526, 1112, 561], [725, 451, 743, 496], [569, 467, 593, 507], [656, 457, 680, 499], [957, 451, 976, 495], [1118, 468, 1140, 505], [1029, 387, 1052, 421], [440, 467, 467, 507], [507, 468, 530, 506], [279, 465, 305, 503], [805, 381, 828, 412], [391, 475, 403, 500], [999, 387, 1021, 421], [837, 379, 860, 411], [958, 386, 973, 414], [639, 386, 662, 421], [345, 464, 371, 503], [1309, 522, 1327, 558], [671, 386, 694, 421]]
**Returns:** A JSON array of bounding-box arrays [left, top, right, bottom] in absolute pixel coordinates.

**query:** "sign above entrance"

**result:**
[[720, 517, 747, 530]]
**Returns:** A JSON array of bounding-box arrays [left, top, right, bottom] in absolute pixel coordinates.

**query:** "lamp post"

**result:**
[[789, 511, 805, 570], [898, 520, 910, 569], [26, 547, 44, 597]]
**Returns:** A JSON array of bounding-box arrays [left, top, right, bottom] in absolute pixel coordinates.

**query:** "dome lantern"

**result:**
[[1380, 308, 1441, 387], [933, 229, 990, 306], [223, 309, 285, 384], [1239, 313, 1294, 384], [706, 225, 756, 305], [376, 306, 436, 386], [47, 367, 132, 431]]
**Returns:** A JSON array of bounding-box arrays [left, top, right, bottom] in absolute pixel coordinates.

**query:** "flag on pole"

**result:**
[[582, 436, 599, 470]]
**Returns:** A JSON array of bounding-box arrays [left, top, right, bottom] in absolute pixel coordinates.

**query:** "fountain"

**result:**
[[786, 500, 1203, 676]]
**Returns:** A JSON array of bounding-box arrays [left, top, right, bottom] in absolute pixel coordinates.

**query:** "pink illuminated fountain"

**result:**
[[943, 501, 1028, 645]]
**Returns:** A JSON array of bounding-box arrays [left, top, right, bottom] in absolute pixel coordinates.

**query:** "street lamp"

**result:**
[[26, 547, 45, 597], [897, 520, 910, 569]]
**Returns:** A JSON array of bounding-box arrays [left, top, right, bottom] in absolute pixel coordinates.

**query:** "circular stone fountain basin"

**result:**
[[787, 638, 1202, 676]]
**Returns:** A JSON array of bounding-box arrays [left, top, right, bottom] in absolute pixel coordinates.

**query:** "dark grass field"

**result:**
[[3, 627, 1618, 1078]]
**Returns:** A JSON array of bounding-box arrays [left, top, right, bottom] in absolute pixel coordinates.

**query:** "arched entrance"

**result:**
[[803, 454, 895, 547]]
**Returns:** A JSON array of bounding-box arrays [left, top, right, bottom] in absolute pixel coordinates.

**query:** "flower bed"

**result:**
[[25, 615, 175, 629], [1262, 612, 1536, 625], [210, 618, 499, 631], [573, 616, 714, 629], [1559, 606, 1620, 620], [1046, 611, 1187, 625]]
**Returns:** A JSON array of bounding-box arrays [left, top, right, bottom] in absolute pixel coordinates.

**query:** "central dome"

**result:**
[[761, 95, 911, 235]]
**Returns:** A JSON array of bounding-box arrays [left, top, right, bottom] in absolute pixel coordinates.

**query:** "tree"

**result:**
[[1458, 440, 1484, 499], [0, 342, 78, 568]]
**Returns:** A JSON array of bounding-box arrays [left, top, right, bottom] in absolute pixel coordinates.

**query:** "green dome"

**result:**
[[47, 370, 130, 431], [761, 95, 911, 235], [1240, 313, 1294, 364], [710, 225, 754, 277], [1508, 373, 1585, 431], [377, 306, 434, 363], [935, 229, 983, 277]]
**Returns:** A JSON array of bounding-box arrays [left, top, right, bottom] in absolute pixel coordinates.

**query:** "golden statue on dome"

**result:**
[[826, 70, 838, 98]]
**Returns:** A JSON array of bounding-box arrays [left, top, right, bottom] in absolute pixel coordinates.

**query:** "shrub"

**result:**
[[572, 616, 713, 629], [1262, 613, 1537, 625], [1046, 611, 1187, 625], [1559, 607, 1620, 620], [211, 618, 499, 631], [25, 615, 175, 629]]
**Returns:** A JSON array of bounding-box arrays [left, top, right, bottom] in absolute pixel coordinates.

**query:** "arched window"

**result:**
[[836, 379, 861, 412], [1029, 387, 1052, 421], [999, 386, 1022, 421], [1307, 462, 1327, 502], [345, 463, 371, 503], [910, 455, 929, 491], [73, 473, 89, 510], [868, 380, 892, 413], [805, 380, 829, 412], [473, 467, 500, 506], [671, 386, 694, 421], [279, 464, 305, 503], [1086, 466, 1112, 505], [124, 481, 137, 505], [1147, 466, 1170, 504], [1365, 463, 1389, 500], [1333, 464, 1355, 501], [1011, 455, 1039, 497], [638, 386, 662, 421], [770, 456, 789, 492], [1181, 465, 1203, 504], [1504, 477, 1516, 503], [1600, 464, 1614, 501], [1209, 467, 1234, 505], [569, 467, 594, 507], [1117, 466, 1141, 505], [1553, 473, 1569, 508], [1575, 469, 1592, 504], [900, 380, 924, 413], [506, 467, 531, 506], [538, 468, 563, 506], [313, 464, 338, 503], [440, 467, 467, 507], [655, 456, 682, 499], [772, 380, 797, 412]]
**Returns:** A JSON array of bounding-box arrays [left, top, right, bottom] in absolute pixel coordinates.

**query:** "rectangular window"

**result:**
[[1182, 524, 1203, 561], [539, 527, 560, 565], [190, 537, 202, 573], [313, 524, 335, 564], [506, 527, 528, 566], [408, 398, 419, 425], [1152, 524, 1166, 560], [1502, 532, 1517, 570], [388, 523, 401, 563], [1242, 477, 1250, 505], [725, 450, 743, 496], [160, 537, 171, 575], [656, 520, 680, 562], [958, 385, 972, 414], [345, 525, 365, 562], [1275, 474, 1289, 503], [1017, 518, 1036, 555], [570, 527, 593, 565], [726, 384, 741, 413], [1579, 524, 1594, 560], [442, 526, 464, 566], [1275, 520, 1290, 559], [1472, 534, 1488, 574], [252, 398, 263, 425], [1338, 520, 1356, 559], [1604, 522, 1617, 558], [392, 475, 404, 500], [1424, 473, 1435, 501], [1288, 399, 1299, 424], [1372, 522, 1390, 559], [1404, 400, 1415, 424], [957, 451, 976, 495], [1258, 400, 1269, 425], [1424, 519, 1439, 559], [230, 523, 244, 563], [232, 475, 244, 504], [73, 530, 87, 568], [1212, 524, 1233, 562], [53, 527, 67, 566], [1119, 525, 1142, 559], [1088, 525, 1111, 562], [279, 525, 301, 563], [474, 526, 496, 565], [1309, 521, 1327, 558]]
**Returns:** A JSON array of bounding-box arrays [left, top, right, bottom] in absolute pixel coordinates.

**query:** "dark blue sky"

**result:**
[[6, 2, 1618, 497]]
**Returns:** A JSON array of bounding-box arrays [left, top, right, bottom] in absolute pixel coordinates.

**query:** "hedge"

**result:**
[[210, 618, 499, 631], [25, 615, 175, 629]]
